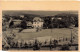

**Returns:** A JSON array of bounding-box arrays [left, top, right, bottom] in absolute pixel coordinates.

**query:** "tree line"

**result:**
[[43, 14, 78, 28], [3, 13, 78, 29]]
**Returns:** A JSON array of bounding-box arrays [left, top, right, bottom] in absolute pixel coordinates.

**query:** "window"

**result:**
[[37, 22, 39, 24], [38, 25, 39, 27], [38, 19, 40, 22], [34, 25, 36, 28]]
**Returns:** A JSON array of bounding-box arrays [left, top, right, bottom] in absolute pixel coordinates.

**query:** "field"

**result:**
[[11, 27, 78, 44], [2, 27, 78, 50]]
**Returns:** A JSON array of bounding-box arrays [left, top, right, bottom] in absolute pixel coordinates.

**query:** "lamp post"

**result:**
[[49, 17, 54, 50], [51, 17, 54, 33], [69, 27, 73, 44]]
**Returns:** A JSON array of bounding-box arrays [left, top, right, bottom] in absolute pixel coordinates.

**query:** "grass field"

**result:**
[[2, 27, 78, 50], [11, 27, 78, 44]]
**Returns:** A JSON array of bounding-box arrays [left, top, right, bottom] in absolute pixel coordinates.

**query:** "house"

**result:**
[[19, 15, 24, 18], [13, 20, 33, 28], [13, 20, 22, 25], [33, 17, 44, 28], [57, 17, 62, 20], [13, 20, 22, 28], [27, 21, 33, 28]]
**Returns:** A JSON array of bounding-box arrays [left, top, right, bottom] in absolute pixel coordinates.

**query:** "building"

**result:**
[[27, 21, 33, 28], [33, 17, 44, 28], [13, 20, 22, 25], [13, 20, 22, 28], [19, 15, 24, 18], [57, 17, 62, 20]]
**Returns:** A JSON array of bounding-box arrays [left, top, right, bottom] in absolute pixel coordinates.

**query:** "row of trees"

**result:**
[[43, 14, 78, 28]]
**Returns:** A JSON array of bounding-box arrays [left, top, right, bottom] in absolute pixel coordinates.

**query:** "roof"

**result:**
[[27, 21, 32, 26], [33, 17, 44, 22], [13, 20, 22, 22]]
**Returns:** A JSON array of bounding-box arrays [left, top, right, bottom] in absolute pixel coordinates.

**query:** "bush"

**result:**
[[60, 44, 70, 50]]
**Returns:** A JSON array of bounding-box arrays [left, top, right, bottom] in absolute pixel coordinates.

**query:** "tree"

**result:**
[[9, 21, 14, 28], [21, 19, 27, 29], [4, 15, 10, 22], [60, 44, 70, 50], [33, 39, 40, 50]]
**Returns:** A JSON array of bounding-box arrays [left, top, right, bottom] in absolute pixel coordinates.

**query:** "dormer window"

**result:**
[[38, 19, 40, 22]]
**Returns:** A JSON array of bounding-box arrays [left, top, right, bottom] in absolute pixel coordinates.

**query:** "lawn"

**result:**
[[12, 27, 78, 44]]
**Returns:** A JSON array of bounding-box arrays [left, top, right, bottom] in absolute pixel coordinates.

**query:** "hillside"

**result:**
[[2, 11, 78, 17]]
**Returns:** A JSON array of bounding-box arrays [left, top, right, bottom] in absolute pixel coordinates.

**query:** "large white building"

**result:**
[[33, 17, 44, 28]]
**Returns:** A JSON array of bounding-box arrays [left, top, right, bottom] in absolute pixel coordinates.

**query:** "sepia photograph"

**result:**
[[2, 11, 78, 51]]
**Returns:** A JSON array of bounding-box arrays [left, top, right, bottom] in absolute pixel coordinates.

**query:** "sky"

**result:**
[[2, 10, 78, 17]]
